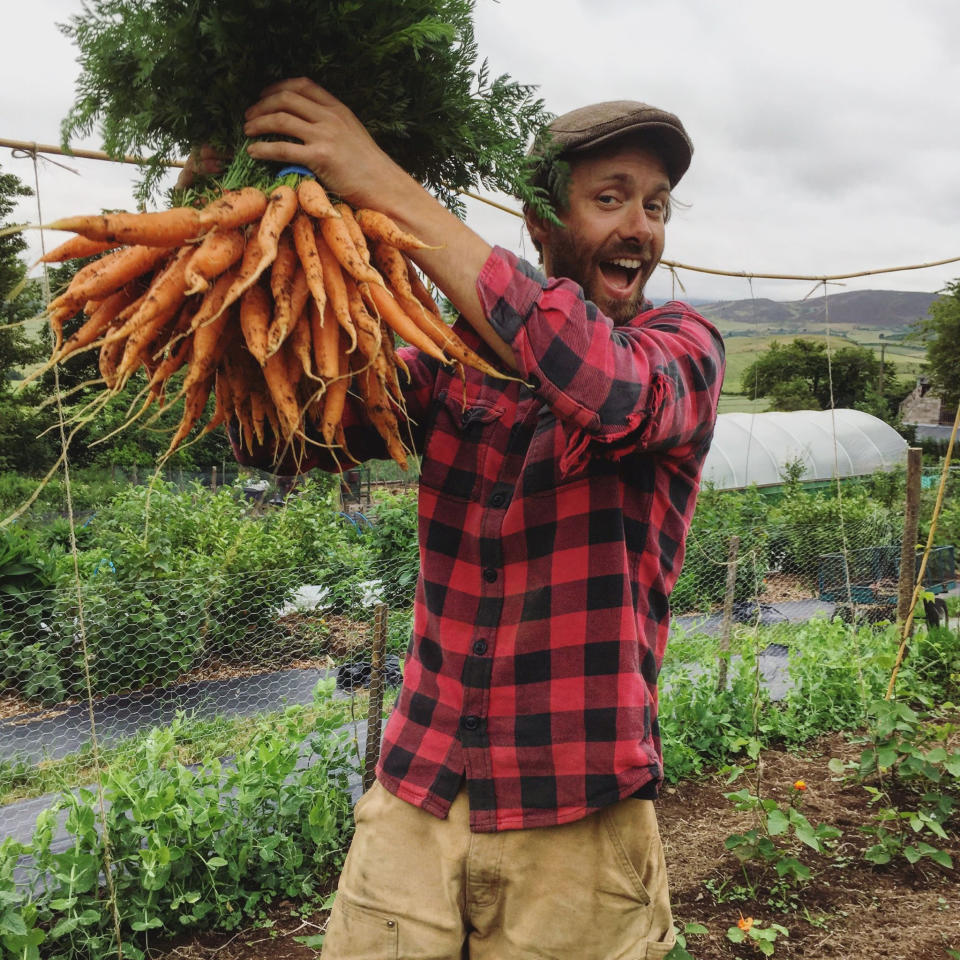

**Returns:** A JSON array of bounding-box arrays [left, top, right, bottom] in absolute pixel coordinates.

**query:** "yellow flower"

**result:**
[[793, 779, 807, 791], [738, 915, 754, 932]]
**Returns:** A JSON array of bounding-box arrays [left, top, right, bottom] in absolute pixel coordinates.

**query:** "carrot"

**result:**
[[239, 283, 271, 366], [201, 369, 233, 436], [184, 226, 245, 295], [319, 215, 383, 286], [291, 211, 326, 319], [35, 235, 120, 266], [296, 179, 340, 220], [286, 306, 316, 383], [185, 300, 238, 392], [55, 288, 135, 362], [164, 376, 214, 457], [147, 327, 192, 407], [106, 244, 192, 353], [404, 255, 444, 320], [355, 359, 407, 470], [248, 384, 268, 447], [266, 228, 298, 357], [262, 343, 302, 440], [342, 273, 382, 364], [354, 208, 440, 251], [320, 329, 350, 445], [98, 325, 127, 390], [314, 231, 357, 353], [310, 299, 340, 381], [360, 281, 448, 363], [335, 204, 371, 265], [197, 187, 267, 231], [371, 241, 428, 321], [46, 207, 202, 247], [50, 245, 170, 314], [189, 265, 240, 333], [211, 185, 298, 325]]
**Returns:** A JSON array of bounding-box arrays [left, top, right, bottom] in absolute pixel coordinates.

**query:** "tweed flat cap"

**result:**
[[533, 100, 693, 187]]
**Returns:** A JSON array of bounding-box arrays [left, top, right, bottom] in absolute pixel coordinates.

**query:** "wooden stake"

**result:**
[[717, 535, 740, 693], [897, 448, 922, 626], [363, 603, 388, 792]]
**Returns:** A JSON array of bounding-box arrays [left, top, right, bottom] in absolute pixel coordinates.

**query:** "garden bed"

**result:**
[[148, 732, 959, 960]]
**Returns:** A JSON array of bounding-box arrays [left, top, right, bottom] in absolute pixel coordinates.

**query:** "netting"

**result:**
[[1, 140, 959, 958]]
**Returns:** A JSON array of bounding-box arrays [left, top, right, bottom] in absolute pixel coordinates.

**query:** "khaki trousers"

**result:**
[[321, 781, 675, 960]]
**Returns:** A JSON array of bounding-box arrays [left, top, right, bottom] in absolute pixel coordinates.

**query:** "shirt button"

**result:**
[[527, 374, 542, 392], [490, 492, 506, 508], [473, 639, 488, 656], [483, 568, 498, 583], [462, 715, 481, 731]]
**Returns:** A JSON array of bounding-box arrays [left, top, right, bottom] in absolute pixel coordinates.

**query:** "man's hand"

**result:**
[[174, 145, 225, 192], [243, 77, 409, 211]]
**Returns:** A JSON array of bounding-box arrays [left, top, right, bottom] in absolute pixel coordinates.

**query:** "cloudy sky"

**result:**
[[2, 0, 958, 303]]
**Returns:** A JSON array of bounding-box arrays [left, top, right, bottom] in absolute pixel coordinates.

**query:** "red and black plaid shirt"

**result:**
[[237, 247, 724, 832]]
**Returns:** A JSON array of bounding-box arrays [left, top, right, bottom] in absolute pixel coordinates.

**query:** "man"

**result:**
[[240, 78, 724, 959]]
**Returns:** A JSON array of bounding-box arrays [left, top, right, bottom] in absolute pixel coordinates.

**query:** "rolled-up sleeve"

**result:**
[[477, 246, 725, 466]]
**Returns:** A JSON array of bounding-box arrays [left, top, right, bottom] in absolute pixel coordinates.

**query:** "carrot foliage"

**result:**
[[59, 0, 554, 216]]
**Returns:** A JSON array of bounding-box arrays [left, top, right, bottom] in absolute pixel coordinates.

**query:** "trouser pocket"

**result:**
[[321, 896, 399, 960]]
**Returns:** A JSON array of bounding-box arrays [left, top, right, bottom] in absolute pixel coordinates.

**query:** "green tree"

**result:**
[[741, 338, 900, 415], [915, 279, 960, 409], [0, 166, 53, 472]]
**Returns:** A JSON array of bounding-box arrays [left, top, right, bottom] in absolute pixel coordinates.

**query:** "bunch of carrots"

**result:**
[[29, 179, 505, 469]]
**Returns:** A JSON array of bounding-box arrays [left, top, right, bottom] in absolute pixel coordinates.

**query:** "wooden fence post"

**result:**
[[717, 535, 740, 693], [363, 603, 388, 792], [211, 465, 217, 494], [897, 448, 923, 626]]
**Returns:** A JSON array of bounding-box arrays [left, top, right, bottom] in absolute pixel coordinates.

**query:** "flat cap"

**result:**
[[532, 100, 693, 187]]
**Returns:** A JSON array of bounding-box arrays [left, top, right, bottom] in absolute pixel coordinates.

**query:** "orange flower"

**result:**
[[738, 915, 754, 932], [793, 780, 807, 791]]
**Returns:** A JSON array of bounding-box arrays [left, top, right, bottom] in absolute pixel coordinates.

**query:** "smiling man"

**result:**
[[240, 80, 725, 959]]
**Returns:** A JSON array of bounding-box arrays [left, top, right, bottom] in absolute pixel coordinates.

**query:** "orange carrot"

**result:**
[[35, 235, 120, 266], [319, 215, 383, 286], [310, 299, 340, 381], [249, 384, 268, 447], [354, 208, 440, 251], [355, 359, 407, 470], [239, 283, 271, 366], [266, 228, 298, 357], [185, 300, 238, 392], [371, 240, 428, 321], [197, 187, 267, 231], [291, 211, 326, 319], [335, 204, 371, 265], [164, 376, 214, 457], [184, 226, 245, 295], [262, 343, 302, 440], [189, 265, 240, 333], [286, 306, 315, 382], [50, 245, 170, 313], [98, 325, 127, 390], [342, 273, 382, 364], [55, 288, 135, 363], [296, 179, 340, 220], [314, 230, 357, 353], [46, 207, 202, 247], [320, 329, 350, 445], [360, 281, 447, 363], [404, 255, 444, 320]]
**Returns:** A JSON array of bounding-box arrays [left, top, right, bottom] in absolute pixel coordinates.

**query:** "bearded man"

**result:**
[[238, 78, 725, 959]]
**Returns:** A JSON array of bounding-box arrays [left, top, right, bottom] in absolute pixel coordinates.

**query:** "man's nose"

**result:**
[[619, 201, 653, 246]]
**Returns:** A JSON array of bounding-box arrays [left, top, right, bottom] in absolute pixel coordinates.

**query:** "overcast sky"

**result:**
[[2, 0, 958, 303]]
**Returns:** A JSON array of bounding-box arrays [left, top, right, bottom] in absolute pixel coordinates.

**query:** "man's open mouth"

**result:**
[[598, 257, 644, 293]]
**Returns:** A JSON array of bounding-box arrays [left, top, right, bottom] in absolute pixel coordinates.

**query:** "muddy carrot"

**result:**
[[335, 204, 371, 265], [354, 208, 440, 251], [266, 229, 298, 357], [310, 299, 340, 381], [197, 187, 267, 231], [314, 230, 357, 353], [184, 226, 245, 295], [296, 179, 340, 220], [291, 211, 326, 319], [46, 207, 202, 247], [319, 215, 383, 286], [50, 245, 170, 314], [35, 235, 120, 265], [360, 281, 447, 363], [240, 283, 271, 366]]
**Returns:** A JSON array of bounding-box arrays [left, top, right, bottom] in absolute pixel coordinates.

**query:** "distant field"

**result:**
[[719, 331, 925, 397]]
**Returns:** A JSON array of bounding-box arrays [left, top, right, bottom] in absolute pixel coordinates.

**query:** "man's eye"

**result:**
[[597, 194, 618, 205]]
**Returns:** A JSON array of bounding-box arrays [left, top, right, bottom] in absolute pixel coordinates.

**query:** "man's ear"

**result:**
[[523, 207, 551, 252]]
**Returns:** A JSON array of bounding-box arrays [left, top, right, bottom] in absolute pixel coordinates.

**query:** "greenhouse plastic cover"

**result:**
[[701, 409, 908, 490]]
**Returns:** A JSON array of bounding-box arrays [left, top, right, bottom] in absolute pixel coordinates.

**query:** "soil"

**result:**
[[150, 732, 960, 960]]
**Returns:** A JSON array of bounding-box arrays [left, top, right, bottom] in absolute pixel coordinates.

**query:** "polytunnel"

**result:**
[[701, 409, 908, 490]]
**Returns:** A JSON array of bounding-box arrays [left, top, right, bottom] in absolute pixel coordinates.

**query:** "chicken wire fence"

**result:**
[[1, 489, 955, 811]]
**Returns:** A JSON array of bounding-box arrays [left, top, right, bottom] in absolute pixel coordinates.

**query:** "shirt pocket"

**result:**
[[419, 390, 505, 502]]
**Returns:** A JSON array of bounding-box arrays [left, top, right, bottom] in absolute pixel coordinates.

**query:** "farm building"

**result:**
[[702, 409, 907, 490]]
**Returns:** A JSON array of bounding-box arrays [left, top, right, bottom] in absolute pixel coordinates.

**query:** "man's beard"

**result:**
[[544, 227, 651, 324]]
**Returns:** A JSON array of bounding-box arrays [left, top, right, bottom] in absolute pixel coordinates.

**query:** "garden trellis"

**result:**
[[1, 138, 959, 959]]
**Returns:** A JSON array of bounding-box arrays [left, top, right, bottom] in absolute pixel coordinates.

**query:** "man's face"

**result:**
[[530, 142, 670, 323]]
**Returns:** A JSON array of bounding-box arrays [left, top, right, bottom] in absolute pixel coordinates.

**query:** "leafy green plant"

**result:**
[[855, 699, 959, 869], [60, 0, 553, 214], [666, 921, 708, 960], [726, 915, 789, 957]]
